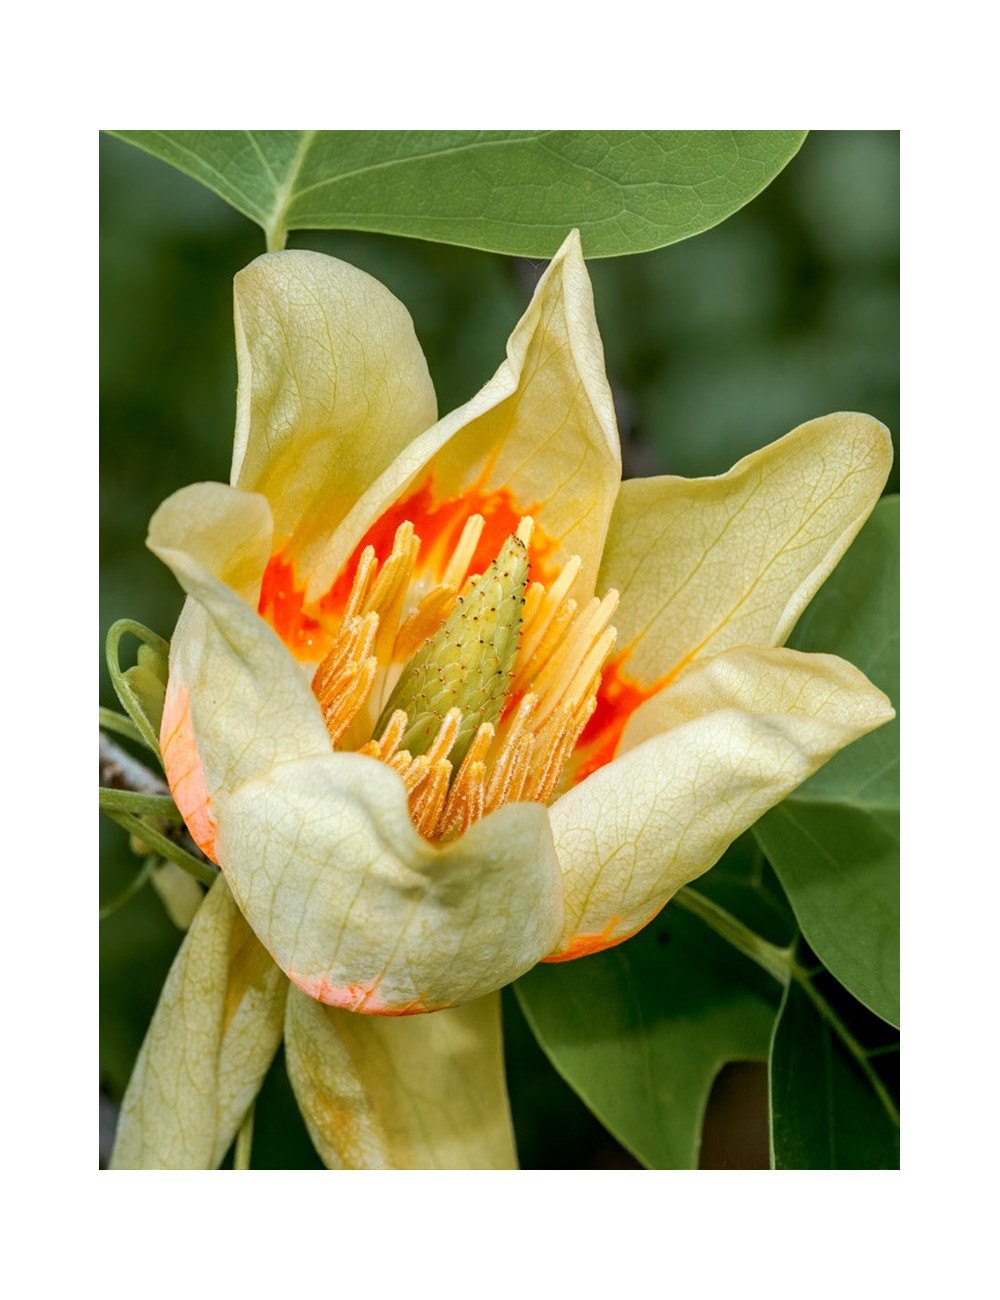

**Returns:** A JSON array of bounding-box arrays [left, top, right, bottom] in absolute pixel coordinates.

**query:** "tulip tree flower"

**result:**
[[111, 231, 894, 1169]]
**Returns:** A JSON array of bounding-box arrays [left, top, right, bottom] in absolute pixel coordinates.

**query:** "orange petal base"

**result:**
[[544, 900, 669, 963], [571, 651, 675, 783], [259, 474, 561, 662], [160, 680, 219, 864], [288, 971, 441, 1016]]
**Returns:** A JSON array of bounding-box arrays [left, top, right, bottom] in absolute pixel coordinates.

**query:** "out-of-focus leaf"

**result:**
[[108, 131, 806, 257], [501, 985, 640, 1169], [769, 978, 899, 1169], [754, 496, 899, 1026], [515, 861, 779, 1169]]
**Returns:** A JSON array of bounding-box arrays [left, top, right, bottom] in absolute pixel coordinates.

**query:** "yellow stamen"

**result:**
[[533, 591, 620, 725], [376, 709, 409, 763], [516, 553, 581, 667], [438, 758, 486, 840], [442, 514, 486, 589], [341, 546, 377, 622], [410, 759, 453, 838]]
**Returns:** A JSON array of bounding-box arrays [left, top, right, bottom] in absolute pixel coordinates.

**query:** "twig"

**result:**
[[100, 730, 169, 795], [99, 730, 214, 870]]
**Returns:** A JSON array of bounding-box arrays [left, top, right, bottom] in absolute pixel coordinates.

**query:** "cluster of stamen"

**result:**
[[310, 513, 618, 841]]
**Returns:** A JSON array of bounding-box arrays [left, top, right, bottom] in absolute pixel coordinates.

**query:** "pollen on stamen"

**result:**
[[309, 510, 617, 841]]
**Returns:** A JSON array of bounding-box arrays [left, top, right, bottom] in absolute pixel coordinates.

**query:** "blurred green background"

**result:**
[[99, 130, 899, 1168]]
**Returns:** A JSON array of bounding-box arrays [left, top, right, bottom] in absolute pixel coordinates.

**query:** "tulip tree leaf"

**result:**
[[106, 130, 807, 258], [769, 978, 899, 1169], [753, 496, 899, 1027], [515, 842, 780, 1169]]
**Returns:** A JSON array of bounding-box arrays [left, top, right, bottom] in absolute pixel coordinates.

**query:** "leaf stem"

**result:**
[[98, 707, 146, 746], [99, 787, 184, 820], [104, 810, 218, 888], [264, 129, 316, 253], [234, 1104, 255, 1170], [674, 885, 899, 1127], [673, 887, 792, 985]]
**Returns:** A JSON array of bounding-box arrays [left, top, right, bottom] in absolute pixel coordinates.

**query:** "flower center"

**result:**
[[311, 514, 618, 840]]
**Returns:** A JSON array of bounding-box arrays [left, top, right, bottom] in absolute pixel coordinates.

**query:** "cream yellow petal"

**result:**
[[284, 989, 517, 1169], [148, 479, 274, 603], [232, 249, 437, 572], [148, 484, 332, 847], [547, 645, 894, 958], [214, 754, 564, 1012], [109, 877, 287, 1169], [303, 229, 621, 603], [598, 413, 893, 686]]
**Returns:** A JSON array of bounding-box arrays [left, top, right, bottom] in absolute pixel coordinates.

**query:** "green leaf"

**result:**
[[98, 787, 182, 820], [753, 496, 899, 1026], [515, 881, 779, 1169], [769, 978, 899, 1169], [98, 706, 146, 747], [107, 131, 807, 257]]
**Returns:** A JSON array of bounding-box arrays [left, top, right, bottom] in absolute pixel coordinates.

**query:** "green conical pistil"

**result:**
[[375, 534, 529, 769]]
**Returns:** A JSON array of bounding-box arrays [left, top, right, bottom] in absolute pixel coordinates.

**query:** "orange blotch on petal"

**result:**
[[160, 680, 219, 864], [289, 971, 441, 1016], [258, 553, 328, 661], [258, 472, 564, 659], [543, 916, 624, 962], [321, 474, 562, 624], [570, 651, 675, 784], [544, 904, 667, 963]]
